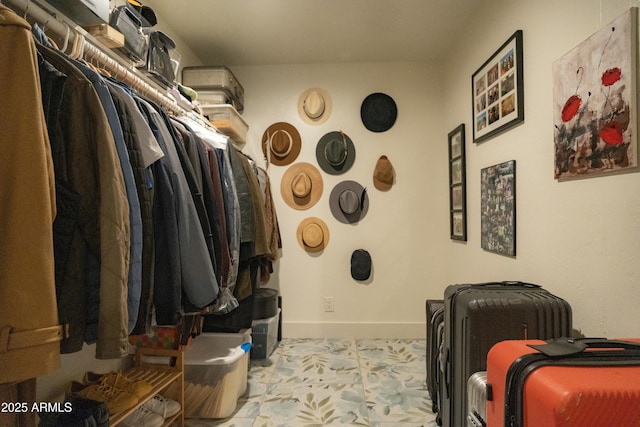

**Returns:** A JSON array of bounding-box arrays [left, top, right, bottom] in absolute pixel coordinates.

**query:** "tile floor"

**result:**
[[185, 338, 438, 426]]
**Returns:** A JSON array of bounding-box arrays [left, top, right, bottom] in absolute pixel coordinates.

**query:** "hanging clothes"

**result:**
[[0, 4, 62, 384], [72, 61, 143, 339], [137, 99, 219, 317], [37, 42, 131, 359], [106, 80, 162, 335], [187, 120, 242, 291]]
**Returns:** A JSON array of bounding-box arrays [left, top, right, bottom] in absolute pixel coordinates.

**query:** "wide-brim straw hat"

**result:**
[[298, 88, 332, 125], [315, 130, 356, 175], [296, 217, 330, 253], [280, 162, 323, 210], [329, 180, 369, 224], [261, 122, 302, 166]]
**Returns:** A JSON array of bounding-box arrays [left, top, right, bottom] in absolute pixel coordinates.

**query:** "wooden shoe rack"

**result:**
[[110, 347, 184, 426]]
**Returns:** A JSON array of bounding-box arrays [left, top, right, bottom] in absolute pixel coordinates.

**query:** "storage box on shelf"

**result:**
[[110, 347, 184, 426], [183, 330, 252, 420], [201, 104, 249, 145]]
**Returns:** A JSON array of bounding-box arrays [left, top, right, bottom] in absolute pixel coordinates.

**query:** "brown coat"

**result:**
[[0, 6, 62, 384]]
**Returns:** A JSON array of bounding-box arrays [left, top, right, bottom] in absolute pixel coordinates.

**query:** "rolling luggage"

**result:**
[[438, 281, 572, 427], [486, 337, 640, 427], [182, 66, 245, 112], [426, 299, 444, 412], [466, 371, 487, 427]]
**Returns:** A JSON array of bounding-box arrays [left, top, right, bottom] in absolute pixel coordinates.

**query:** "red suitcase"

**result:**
[[486, 338, 640, 427]]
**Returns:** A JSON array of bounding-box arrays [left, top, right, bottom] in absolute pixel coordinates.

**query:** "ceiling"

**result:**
[[145, 0, 481, 66]]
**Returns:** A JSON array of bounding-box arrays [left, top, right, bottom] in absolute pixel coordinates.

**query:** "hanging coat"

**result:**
[[0, 5, 62, 384]]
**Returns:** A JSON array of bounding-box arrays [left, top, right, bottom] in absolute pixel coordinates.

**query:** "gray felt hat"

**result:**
[[329, 180, 369, 224], [315, 131, 356, 175]]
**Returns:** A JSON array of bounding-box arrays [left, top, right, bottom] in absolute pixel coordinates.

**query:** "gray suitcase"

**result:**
[[426, 299, 444, 413], [438, 281, 572, 427], [182, 66, 245, 112], [466, 371, 487, 427]]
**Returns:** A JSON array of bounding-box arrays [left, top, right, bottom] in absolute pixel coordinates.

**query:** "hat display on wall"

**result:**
[[316, 130, 356, 175], [351, 249, 372, 281], [298, 88, 332, 125], [361, 92, 398, 132], [297, 217, 330, 253], [373, 155, 395, 191], [329, 180, 369, 224], [280, 162, 323, 210], [261, 122, 302, 166]]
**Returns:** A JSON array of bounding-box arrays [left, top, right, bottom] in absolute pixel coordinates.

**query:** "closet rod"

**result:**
[[4, 0, 185, 116]]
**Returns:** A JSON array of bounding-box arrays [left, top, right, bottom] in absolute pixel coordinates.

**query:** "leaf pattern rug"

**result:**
[[185, 338, 438, 427]]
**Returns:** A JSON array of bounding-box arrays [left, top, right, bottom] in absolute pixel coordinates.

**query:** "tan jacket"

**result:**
[[0, 6, 62, 384]]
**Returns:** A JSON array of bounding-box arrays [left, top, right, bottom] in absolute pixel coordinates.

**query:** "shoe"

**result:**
[[83, 371, 153, 398], [38, 396, 109, 427], [66, 381, 139, 415], [121, 406, 164, 427], [67, 396, 110, 427], [143, 394, 181, 418]]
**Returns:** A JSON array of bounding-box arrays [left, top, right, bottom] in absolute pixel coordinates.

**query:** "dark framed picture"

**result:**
[[481, 160, 516, 256], [472, 30, 524, 143], [448, 124, 466, 241]]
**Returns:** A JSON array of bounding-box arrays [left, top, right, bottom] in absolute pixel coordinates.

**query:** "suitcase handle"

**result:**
[[528, 337, 640, 357], [472, 281, 540, 288]]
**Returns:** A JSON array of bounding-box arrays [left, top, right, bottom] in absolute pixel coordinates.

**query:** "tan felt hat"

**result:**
[[280, 162, 323, 210]]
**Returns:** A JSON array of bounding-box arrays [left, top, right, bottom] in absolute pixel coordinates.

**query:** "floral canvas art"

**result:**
[[553, 8, 638, 179]]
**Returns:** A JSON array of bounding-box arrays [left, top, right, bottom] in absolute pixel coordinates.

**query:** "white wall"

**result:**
[[441, 0, 640, 338], [234, 62, 447, 338], [232, 0, 640, 339]]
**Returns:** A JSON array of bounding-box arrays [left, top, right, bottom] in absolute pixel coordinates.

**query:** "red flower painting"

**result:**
[[553, 9, 636, 179], [561, 95, 581, 122], [601, 67, 622, 86], [599, 120, 624, 145]]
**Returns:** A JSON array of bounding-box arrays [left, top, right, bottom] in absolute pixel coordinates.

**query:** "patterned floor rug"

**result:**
[[185, 338, 438, 427]]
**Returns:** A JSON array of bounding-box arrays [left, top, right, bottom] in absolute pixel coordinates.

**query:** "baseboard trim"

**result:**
[[282, 321, 425, 339]]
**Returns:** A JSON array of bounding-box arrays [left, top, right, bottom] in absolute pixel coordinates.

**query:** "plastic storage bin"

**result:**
[[200, 104, 248, 145], [183, 331, 251, 419], [251, 308, 280, 360]]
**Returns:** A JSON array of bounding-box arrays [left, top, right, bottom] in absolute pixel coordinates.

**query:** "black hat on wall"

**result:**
[[361, 92, 397, 132], [351, 249, 372, 281]]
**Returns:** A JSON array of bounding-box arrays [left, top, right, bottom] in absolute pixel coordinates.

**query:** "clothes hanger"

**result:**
[[60, 22, 70, 52]]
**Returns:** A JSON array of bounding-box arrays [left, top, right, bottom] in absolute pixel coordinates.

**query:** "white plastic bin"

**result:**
[[183, 330, 251, 419], [200, 104, 248, 144]]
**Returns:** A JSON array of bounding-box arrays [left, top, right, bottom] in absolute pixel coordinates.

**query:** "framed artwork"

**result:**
[[472, 30, 524, 143], [448, 124, 467, 241], [481, 160, 516, 256], [553, 8, 638, 180]]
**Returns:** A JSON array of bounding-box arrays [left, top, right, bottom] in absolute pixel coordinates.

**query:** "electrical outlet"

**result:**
[[324, 297, 335, 312]]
